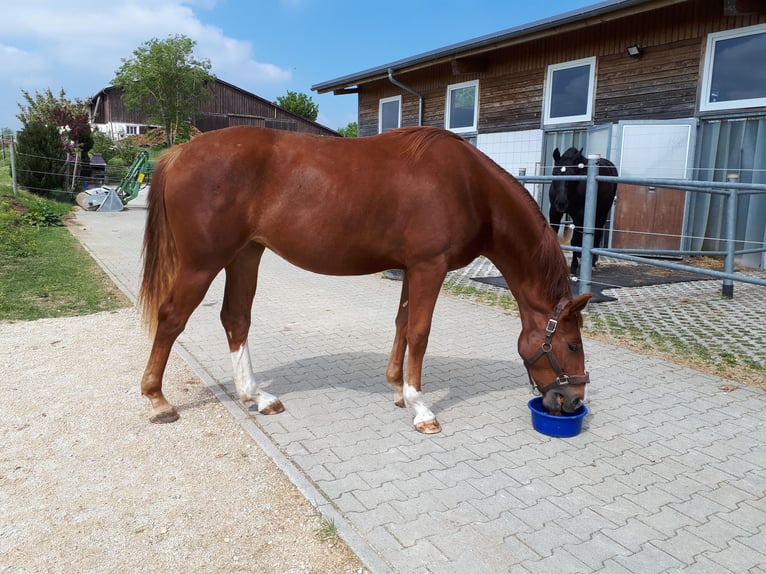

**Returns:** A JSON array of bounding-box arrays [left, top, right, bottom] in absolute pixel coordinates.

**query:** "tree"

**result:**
[[275, 91, 319, 122], [16, 88, 94, 159], [15, 122, 67, 195], [337, 122, 358, 138], [112, 35, 214, 147]]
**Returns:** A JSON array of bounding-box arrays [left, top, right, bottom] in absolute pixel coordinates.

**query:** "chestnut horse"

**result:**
[[139, 126, 591, 434]]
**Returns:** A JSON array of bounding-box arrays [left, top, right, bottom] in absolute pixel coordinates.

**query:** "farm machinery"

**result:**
[[76, 150, 150, 212]]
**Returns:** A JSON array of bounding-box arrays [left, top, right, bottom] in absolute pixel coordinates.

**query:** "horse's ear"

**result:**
[[565, 293, 592, 316], [553, 148, 561, 162], [578, 147, 584, 156]]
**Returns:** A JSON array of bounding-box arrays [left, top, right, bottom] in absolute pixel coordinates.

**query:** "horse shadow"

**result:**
[[216, 351, 532, 423]]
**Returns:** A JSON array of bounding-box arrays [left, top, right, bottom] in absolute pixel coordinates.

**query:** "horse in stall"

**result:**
[[139, 126, 591, 434], [549, 147, 618, 275]]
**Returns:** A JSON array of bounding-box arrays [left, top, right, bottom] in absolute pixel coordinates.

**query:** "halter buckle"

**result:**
[[546, 319, 558, 334]]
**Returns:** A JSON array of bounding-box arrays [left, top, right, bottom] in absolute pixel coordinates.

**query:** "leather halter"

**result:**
[[523, 298, 590, 395]]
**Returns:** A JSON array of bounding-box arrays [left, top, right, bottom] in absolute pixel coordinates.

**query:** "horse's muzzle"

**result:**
[[542, 390, 584, 414]]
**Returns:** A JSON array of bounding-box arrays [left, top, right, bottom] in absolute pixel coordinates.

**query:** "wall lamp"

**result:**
[[626, 45, 643, 58]]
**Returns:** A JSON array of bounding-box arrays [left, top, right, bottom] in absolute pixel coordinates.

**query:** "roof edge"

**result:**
[[312, 0, 658, 93]]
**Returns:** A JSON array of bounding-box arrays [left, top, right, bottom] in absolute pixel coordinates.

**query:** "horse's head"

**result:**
[[520, 294, 591, 414], [549, 147, 586, 214]]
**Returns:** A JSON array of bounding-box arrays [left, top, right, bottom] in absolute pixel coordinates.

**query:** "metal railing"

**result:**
[[518, 157, 766, 299]]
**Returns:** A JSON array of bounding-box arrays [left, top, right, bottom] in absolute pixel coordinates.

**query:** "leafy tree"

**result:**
[[15, 122, 66, 195], [337, 122, 358, 138], [112, 35, 214, 147], [16, 88, 93, 159], [275, 91, 319, 122]]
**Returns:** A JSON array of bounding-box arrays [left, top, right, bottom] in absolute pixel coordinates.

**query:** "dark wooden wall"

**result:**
[[355, 0, 766, 137], [92, 81, 337, 137]]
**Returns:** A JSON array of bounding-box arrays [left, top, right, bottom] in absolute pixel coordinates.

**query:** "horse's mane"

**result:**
[[477, 142, 573, 303], [395, 126, 464, 162], [390, 126, 572, 302]]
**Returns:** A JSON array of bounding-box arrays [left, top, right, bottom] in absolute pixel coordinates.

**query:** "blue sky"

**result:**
[[1, 0, 599, 133]]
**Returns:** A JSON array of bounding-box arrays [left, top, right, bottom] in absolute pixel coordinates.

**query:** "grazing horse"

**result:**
[[549, 147, 618, 275], [139, 126, 591, 434]]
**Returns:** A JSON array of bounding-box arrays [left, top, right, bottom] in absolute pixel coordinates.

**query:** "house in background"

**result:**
[[89, 78, 338, 140], [313, 0, 766, 268]]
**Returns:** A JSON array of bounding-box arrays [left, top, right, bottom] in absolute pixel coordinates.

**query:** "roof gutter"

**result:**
[[387, 68, 423, 126]]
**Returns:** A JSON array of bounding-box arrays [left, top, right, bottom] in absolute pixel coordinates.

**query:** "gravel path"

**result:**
[[1, 308, 366, 573]]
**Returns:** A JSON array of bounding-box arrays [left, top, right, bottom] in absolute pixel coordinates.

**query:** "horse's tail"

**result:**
[[139, 145, 184, 335]]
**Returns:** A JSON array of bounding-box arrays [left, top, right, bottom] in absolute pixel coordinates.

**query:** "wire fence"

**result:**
[[6, 145, 141, 199], [5, 145, 766, 294]]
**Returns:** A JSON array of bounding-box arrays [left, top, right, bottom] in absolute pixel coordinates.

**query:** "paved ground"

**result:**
[[69, 193, 766, 574]]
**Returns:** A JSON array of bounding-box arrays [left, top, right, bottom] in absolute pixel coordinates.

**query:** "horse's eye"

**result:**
[[567, 343, 580, 352]]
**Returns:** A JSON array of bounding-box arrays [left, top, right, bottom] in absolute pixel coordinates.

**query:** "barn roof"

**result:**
[[313, 0, 668, 94]]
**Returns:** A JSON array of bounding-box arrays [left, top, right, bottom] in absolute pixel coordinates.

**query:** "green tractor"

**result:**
[[76, 151, 150, 211]]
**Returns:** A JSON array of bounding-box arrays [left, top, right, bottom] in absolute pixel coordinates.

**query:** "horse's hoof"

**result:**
[[415, 418, 442, 434], [394, 399, 405, 408], [149, 406, 180, 424], [259, 399, 285, 415]]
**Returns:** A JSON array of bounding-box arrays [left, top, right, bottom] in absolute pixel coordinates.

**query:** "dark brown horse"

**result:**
[[139, 126, 591, 434]]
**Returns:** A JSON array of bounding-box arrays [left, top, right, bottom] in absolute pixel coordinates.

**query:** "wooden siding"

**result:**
[[356, 0, 766, 137], [91, 80, 338, 137]]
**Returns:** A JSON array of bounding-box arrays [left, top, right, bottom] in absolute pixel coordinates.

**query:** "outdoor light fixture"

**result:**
[[626, 45, 643, 58]]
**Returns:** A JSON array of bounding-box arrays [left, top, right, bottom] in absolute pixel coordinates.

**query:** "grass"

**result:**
[[315, 516, 339, 544], [0, 157, 130, 321], [442, 273, 766, 389]]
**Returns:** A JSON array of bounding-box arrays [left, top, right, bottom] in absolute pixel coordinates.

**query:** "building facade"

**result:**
[[314, 0, 766, 267]]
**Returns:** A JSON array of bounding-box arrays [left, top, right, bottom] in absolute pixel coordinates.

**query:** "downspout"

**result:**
[[387, 68, 422, 126]]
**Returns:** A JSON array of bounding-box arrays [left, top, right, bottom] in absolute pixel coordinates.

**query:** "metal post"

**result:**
[[578, 154, 600, 296], [722, 174, 738, 298], [9, 139, 17, 195]]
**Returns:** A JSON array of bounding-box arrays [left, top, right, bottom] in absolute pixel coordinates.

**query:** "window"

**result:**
[[700, 24, 766, 112], [379, 96, 401, 133], [446, 80, 479, 134], [543, 57, 596, 125], [126, 125, 138, 135]]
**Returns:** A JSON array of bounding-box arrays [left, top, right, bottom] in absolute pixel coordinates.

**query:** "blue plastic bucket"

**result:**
[[528, 397, 588, 437]]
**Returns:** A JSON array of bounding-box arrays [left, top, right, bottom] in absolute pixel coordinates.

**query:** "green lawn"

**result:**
[[0, 156, 129, 321]]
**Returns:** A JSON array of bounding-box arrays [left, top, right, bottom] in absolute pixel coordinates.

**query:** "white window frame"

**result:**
[[543, 57, 596, 126], [700, 23, 766, 112], [446, 80, 479, 134], [378, 95, 401, 133]]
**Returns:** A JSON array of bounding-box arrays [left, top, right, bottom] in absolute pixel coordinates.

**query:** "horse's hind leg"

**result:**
[[386, 273, 409, 408], [142, 267, 218, 423], [221, 243, 285, 415]]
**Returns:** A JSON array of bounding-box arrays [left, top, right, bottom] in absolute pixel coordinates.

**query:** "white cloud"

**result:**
[[0, 0, 292, 128]]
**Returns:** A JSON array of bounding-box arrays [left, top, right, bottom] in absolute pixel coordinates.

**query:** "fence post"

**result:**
[[578, 154, 600, 297], [722, 174, 738, 299], [9, 139, 18, 195]]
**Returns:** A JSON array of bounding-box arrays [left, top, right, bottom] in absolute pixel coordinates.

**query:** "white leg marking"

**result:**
[[230, 341, 280, 412], [403, 383, 435, 425]]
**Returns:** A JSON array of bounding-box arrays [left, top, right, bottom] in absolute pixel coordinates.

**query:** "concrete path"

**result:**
[[70, 194, 766, 574]]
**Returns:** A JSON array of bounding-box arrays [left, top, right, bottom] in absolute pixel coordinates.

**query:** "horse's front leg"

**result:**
[[221, 243, 285, 415], [385, 274, 409, 408], [401, 266, 446, 434]]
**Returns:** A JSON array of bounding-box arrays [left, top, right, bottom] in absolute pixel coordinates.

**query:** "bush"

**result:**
[[106, 157, 128, 183], [91, 130, 116, 163], [15, 122, 66, 196]]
